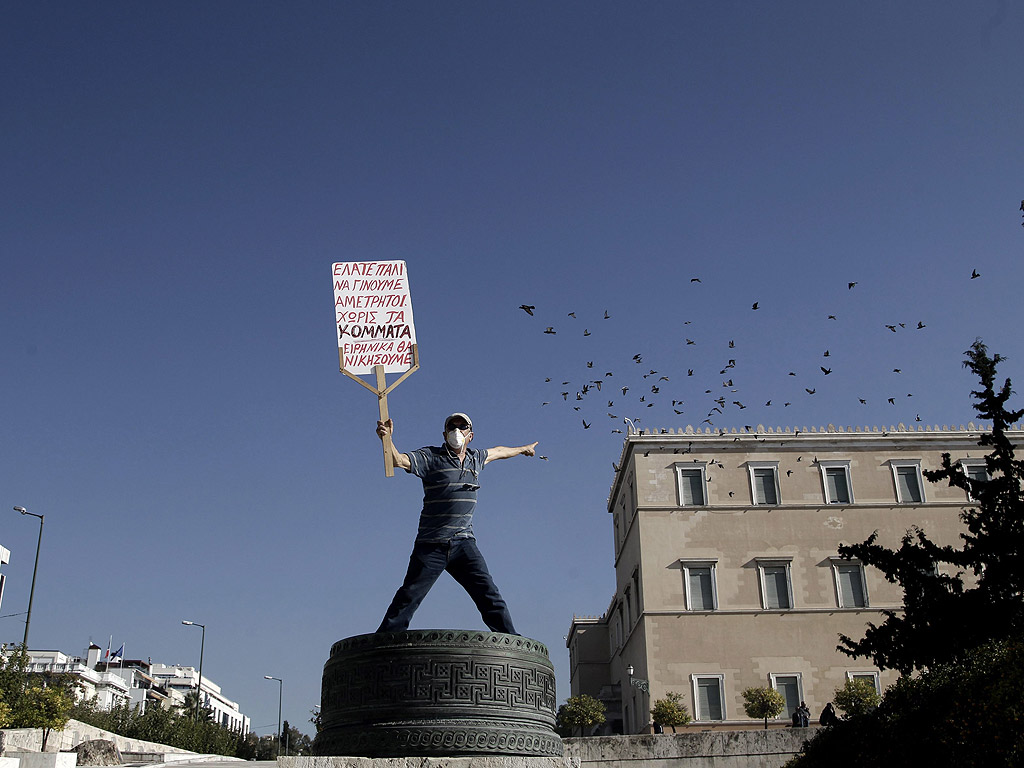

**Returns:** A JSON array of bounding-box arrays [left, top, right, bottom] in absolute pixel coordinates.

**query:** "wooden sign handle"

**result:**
[[339, 345, 419, 478], [375, 365, 394, 478]]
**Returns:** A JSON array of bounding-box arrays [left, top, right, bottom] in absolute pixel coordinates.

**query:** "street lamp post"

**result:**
[[13, 506, 44, 648], [181, 620, 206, 722], [264, 675, 283, 756], [626, 664, 650, 692]]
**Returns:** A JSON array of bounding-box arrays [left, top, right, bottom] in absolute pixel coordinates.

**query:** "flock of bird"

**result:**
[[514, 269, 987, 435]]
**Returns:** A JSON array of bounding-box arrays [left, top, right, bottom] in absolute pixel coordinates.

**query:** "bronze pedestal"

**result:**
[[314, 630, 563, 757]]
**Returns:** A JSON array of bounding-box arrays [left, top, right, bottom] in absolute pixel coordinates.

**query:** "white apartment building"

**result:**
[[150, 663, 250, 733], [22, 642, 249, 734], [25, 648, 131, 710], [0, 542, 9, 613]]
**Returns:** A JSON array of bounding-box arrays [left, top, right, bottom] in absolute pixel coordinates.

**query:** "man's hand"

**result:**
[[376, 419, 411, 471], [484, 442, 540, 463]]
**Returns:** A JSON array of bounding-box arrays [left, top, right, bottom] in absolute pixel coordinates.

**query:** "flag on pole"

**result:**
[[110, 644, 124, 661]]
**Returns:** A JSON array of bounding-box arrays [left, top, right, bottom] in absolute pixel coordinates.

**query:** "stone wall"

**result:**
[[0, 720, 195, 756], [564, 731, 812, 768]]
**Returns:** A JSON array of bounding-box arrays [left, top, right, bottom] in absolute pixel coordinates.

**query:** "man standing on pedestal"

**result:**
[[375, 412, 537, 635]]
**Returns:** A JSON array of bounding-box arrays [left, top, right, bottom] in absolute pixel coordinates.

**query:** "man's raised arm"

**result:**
[[484, 442, 538, 464], [376, 419, 412, 471]]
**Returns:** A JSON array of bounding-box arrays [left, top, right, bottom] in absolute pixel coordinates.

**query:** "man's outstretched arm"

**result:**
[[376, 419, 412, 471], [484, 442, 538, 464]]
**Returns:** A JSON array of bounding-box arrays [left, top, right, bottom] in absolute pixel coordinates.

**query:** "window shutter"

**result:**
[[689, 567, 713, 610]]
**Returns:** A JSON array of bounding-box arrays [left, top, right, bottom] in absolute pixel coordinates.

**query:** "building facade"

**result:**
[[567, 421, 1007, 734], [25, 647, 132, 710], [22, 643, 249, 734], [149, 663, 250, 733]]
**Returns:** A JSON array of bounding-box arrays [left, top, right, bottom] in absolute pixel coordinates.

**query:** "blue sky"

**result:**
[[2, 1, 1022, 739]]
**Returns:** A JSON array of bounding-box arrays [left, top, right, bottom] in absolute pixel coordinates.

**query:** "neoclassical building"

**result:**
[[567, 422, 1007, 734]]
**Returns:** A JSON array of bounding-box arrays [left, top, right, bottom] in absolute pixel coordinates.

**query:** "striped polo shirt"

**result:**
[[406, 445, 489, 543]]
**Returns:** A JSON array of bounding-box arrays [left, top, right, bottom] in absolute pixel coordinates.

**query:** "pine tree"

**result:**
[[837, 340, 1024, 673]]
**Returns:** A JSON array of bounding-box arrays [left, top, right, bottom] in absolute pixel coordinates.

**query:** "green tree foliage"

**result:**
[[70, 698, 250, 758], [742, 686, 785, 729], [18, 685, 74, 750], [832, 678, 880, 718], [0, 643, 31, 718], [0, 698, 12, 728], [650, 691, 691, 732], [555, 694, 606, 737], [838, 340, 1024, 674], [786, 639, 1024, 768], [281, 720, 313, 755]]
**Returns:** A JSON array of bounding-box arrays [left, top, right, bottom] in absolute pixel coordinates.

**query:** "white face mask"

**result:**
[[446, 428, 466, 450]]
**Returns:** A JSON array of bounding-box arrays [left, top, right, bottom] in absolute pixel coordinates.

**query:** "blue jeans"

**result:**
[[377, 538, 517, 634]]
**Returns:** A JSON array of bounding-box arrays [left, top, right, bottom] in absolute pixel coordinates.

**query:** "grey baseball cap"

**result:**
[[444, 412, 473, 430]]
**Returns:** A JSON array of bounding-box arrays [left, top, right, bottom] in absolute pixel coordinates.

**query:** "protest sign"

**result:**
[[332, 260, 417, 374], [332, 260, 420, 477]]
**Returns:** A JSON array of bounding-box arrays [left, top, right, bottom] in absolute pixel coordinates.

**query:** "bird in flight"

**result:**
[[820, 367, 832, 375], [848, 282, 858, 289], [519, 305, 535, 315], [971, 269, 981, 279], [544, 327, 556, 334], [752, 302, 759, 310]]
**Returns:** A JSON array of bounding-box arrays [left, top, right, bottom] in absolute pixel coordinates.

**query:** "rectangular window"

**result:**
[[692, 675, 725, 721], [675, 464, 707, 506], [631, 568, 641, 623], [748, 463, 780, 505], [681, 560, 718, 611], [847, 671, 881, 694], [770, 674, 802, 719], [819, 462, 853, 504], [962, 461, 989, 501], [892, 462, 924, 503], [758, 561, 793, 609], [833, 561, 868, 608]]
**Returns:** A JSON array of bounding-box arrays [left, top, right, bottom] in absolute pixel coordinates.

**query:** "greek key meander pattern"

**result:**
[[330, 630, 549, 658], [322, 657, 556, 715], [314, 722, 564, 757]]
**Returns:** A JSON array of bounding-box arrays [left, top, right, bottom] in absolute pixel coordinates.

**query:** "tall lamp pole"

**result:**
[[13, 506, 44, 648], [264, 676, 283, 755], [181, 620, 206, 722]]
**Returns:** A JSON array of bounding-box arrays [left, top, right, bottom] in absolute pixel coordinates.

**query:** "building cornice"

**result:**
[[607, 423, 1021, 511]]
